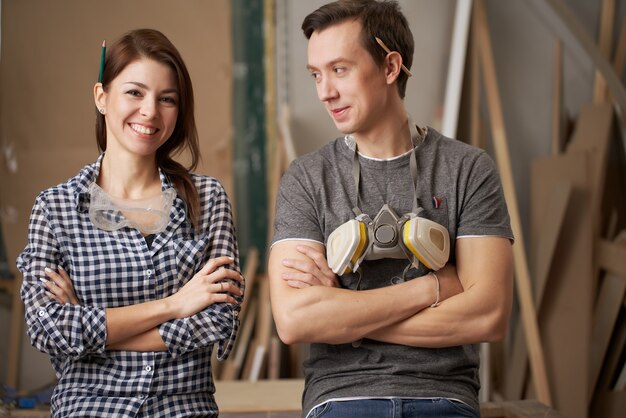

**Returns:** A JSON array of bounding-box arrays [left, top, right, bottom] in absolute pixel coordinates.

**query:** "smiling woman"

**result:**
[[15, 29, 244, 417]]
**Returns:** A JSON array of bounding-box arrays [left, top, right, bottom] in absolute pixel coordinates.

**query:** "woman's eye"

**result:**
[[160, 97, 177, 105], [126, 90, 142, 97]]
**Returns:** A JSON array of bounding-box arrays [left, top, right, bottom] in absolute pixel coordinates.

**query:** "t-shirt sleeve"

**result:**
[[271, 160, 325, 246], [456, 151, 514, 241]]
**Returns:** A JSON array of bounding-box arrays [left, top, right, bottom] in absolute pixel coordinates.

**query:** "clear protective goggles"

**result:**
[[88, 182, 176, 235], [326, 118, 450, 276]]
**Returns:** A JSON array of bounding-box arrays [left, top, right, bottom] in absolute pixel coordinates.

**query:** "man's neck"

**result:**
[[352, 107, 413, 159]]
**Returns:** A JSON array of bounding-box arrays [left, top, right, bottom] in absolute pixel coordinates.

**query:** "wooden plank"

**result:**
[[613, 14, 626, 75], [481, 400, 567, 418], [545, 0, 626, 135], [527, 152, 592, 418], [533, 182, 572, 303], [242, 275, 273, 381], [267, 335, 283, 380], [504, 180, 572, 400], [595, 306, 626, 394], [593, 0, 615, 104], [469, 6, 483, 149], [566, 103, 613, 221], [589, 231, 626, 396], [7, 276, 23, 389], [551, 40, 563, 155], [590, 387, 626, 418], [220, 296, 258, 380], [214, 379, 304, 412], [240, 247, 260, 321], [474, 0, 552, 406], [219, 247, 259, 380], [596, 238, 626, 277]]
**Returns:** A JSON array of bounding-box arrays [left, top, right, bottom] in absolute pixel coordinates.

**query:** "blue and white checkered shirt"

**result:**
[[17, 154, 241, 417]]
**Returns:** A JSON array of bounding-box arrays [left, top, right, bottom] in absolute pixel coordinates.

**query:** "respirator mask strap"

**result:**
[[408, 118, 421, 213], [327, 115, 427, 275]]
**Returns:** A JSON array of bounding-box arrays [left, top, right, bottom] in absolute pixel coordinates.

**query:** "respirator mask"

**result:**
[[326, 118, 450, 277]]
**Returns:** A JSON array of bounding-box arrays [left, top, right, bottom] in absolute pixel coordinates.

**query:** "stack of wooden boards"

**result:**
[[213, 247, 295, 382], [466, 0, 626, 417]]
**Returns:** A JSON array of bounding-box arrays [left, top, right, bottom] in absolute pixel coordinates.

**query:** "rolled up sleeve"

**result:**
[[17, 198, 108, 358], [159, 302, 239, 359], [158, 178, 242, 359]]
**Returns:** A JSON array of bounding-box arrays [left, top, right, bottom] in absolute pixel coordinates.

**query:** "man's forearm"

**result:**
[[271, 274, 437, 344]]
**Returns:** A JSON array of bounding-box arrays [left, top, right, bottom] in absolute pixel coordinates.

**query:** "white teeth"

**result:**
[[131, 124, 156, 135]]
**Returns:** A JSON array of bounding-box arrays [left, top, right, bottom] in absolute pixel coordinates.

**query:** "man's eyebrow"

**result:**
[[306, 58, 353, 71]]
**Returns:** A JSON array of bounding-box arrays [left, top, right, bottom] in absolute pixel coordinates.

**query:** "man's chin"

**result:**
[[332, 121, 352, 135]]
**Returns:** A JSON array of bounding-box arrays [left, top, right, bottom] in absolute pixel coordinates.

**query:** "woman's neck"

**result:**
[[98, 152, 162, 199]]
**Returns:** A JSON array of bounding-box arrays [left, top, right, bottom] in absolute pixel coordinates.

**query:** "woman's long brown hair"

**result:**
[[95, 28, 201, 228]]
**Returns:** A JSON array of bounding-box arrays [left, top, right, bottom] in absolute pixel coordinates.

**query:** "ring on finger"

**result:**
[[220, 282, 224, 292]]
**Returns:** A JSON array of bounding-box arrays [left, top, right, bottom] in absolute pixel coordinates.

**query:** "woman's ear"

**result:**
[[384, 51, 403, 85], [94, 82, 106, 112]]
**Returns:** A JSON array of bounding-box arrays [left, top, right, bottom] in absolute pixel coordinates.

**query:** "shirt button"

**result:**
[[137, 394, 146, 399], [234, 311, 239, 317], [38, 309, 46, 317], [144, 365, 152, 372], [146, 269, 153, 277]]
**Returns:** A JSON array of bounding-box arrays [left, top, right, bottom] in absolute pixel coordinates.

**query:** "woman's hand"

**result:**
[[167, 256, 244, 319], [41, 266, 80, 305], [281, 244, 339, 288]]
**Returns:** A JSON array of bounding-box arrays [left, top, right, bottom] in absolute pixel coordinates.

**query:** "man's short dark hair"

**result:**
[[302, 0, 414, 99]]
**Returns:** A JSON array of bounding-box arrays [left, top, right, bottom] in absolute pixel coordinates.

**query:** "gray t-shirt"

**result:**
[[272, 127, 513, 415]]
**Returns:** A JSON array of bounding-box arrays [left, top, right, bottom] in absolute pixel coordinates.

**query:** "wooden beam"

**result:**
[[7, 277, 23, 389], [526, 153, 592, 418], [219, 247, 259, 380], [593, 0, 615, 104], [551, 40, 563, 155], [589, 232, 626, 397], [597, 238, 626, 277], [215, 379, 304, 412], [504, 180, 572, 400], [474, 0, 552, 406], [534, 182, 572, 303], [469, 7, 483, 149], [546, 0, 626, 134], [613, 13, 626, 75]]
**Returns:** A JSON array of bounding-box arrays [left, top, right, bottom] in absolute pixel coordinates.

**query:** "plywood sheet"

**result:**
[[529, 151, 593, 418]]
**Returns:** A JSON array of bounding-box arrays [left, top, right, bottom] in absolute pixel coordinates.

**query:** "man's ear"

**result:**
[[384, 52, 403, 85], [94, 82, 106, 110]]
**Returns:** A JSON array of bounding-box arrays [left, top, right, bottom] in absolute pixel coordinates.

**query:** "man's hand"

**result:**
[[280, 244, 339, 288]]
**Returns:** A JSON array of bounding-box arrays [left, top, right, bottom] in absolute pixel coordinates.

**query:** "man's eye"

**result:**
[[333, 67, 345, 74]]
